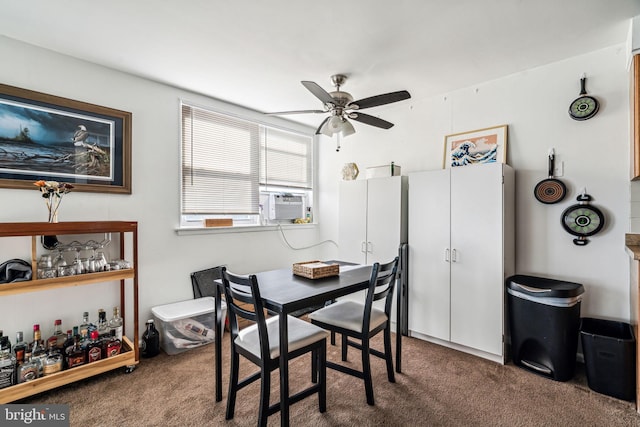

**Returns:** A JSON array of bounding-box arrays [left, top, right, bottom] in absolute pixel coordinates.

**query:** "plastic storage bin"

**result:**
[[151, 297, 226, 355], [507, 274, 584, 381], [580, 318, 636, 401]]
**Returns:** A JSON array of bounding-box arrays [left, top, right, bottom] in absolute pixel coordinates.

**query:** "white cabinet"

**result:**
[[408, 164, 514, 362], [338, 176, 407, 265]]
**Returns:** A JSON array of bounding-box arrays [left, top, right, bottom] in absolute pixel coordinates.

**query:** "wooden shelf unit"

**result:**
[[0, 221, 139, 403]]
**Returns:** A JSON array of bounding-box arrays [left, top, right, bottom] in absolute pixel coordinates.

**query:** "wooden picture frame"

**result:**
[[444, 124, 507, 168], [0, 84, 131, 194]]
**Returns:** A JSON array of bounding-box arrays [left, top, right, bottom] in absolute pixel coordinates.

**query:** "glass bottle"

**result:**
[[105, 329, 121, 358], [96, 309, 109, 338], [42, 341, 63, 376], [141, 319, 160, 358], [48, 319, 66, 350], [65, 336, 85, 369], [0, 334, 11, 356], [61, 329, 74, 370], [13, 331, 26, 367], [85, 330, 103, 363], [109, 307, 123, 341], [17, 355, 39, 383], [0, 339, 15, 389], [79, 311, 93, 334], [29, 324, 46, 375]]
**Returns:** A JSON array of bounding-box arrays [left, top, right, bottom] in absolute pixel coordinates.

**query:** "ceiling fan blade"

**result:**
[[264, 109, 325, 115], [302, 81, 335, 105], [315, 116, 330, 135], [350, 112, 394, 129], [349, 90, 411, 110]]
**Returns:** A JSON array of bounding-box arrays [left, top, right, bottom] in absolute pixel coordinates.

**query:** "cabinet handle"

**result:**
[[361, 242, 367, 253], [451, 249, 458, 262], [444, 248, 450, 262], [367, 241, 373, 253]]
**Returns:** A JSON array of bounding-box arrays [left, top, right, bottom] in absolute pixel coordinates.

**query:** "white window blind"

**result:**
[[182, 105, 260, 215], [181, 102, 313, 219], [260, 128, 312, 189]]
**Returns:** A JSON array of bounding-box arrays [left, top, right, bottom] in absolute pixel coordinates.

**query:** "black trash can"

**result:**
[[507, 274, 584, 381], [580, 317, 636, 401]]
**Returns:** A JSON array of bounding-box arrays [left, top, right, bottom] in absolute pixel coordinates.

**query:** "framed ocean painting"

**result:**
[[0, 83, 131, 194], [443, 125, 507, 169]]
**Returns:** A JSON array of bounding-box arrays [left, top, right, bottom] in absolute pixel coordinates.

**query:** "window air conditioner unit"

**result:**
[[268, 194, 305, 220]]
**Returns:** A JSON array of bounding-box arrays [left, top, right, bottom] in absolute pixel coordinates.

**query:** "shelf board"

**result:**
[[0, 269, 135, 296], [0, 336, 138, 403], [0, 221, 137, 237]]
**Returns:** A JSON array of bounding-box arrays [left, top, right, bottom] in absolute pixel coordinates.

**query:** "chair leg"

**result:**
[[341, 334, 348, 361], [383, 325, 396, 383], [319, 340, 327, 413], [226, 351, 240, 420], [311, 349, 318, 383], [257, 366, 271, 427], [361, 338, 375, 406], [331, 331, 336, 346]]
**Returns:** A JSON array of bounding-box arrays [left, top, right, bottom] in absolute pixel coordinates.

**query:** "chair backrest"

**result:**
[[362, 257, 399, 331], [190, 266, 223, 299], [220, 267, 271, 360]]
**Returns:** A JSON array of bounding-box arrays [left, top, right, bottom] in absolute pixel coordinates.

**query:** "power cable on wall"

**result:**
[[277, 223, 338, 250]]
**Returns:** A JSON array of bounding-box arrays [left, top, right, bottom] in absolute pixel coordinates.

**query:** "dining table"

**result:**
[[212, 261, 403, 427]]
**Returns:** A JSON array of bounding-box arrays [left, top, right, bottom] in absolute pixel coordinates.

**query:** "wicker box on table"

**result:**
[[293, 261, 339, 279]]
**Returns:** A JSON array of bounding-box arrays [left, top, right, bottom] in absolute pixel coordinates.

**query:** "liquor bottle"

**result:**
[[65, 336, 85, 369], [17, 356, 38, 383], [42, 341, 63, 376], [48, 319, 66, 350], [141, 319, 160, 358], [108, 306, 123, 341], [79, 329, 90, 351], [13, 331, 26, 367], [79, 311, 93, 334], [29, 324, 46, 375], [60, 332, 78, 369], [96, 309, 109, 338], [0, 334, 11, 356], [0, 341, 15, 389], [85, 330, 102, 363], [105, 330, 121, 358]]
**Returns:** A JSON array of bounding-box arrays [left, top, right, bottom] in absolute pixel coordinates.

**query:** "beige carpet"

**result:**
[[22, 333, 640, 426]]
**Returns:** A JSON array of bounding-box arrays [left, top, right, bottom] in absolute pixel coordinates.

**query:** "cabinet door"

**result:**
[[338, 180, 368, 264], [407, 169, 451, 341], [366, 176, 403, 264], [449, 164, 504, 355]]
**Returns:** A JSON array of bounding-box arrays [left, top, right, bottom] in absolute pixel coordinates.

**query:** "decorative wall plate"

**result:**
[[561, 193, 604, 246], [568, 76, 599, 121]]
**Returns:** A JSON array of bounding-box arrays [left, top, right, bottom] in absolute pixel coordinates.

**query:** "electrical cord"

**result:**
[[277, 223, 338, 250]]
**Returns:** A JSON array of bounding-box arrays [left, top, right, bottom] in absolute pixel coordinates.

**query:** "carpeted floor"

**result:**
[[21, 333, 640, 426]]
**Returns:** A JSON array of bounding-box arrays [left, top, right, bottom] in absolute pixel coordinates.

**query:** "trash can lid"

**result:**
[[506, 274, 584, 298]]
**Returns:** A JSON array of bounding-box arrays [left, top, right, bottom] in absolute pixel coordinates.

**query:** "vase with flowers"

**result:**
[[34, 180, 73, 249], [34, 180, 74, 223]]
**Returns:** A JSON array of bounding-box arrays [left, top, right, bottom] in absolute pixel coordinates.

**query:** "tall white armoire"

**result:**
[[338, 175, 407, 329], [407, 163, 514, 363]]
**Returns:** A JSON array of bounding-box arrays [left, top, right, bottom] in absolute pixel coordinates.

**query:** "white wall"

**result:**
[[318, 44, 632, 322], [0, 36, 325, 340], [0, 36, 633, 343]]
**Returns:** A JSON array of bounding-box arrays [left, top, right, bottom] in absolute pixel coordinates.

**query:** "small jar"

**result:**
[[38, 255, 53, 268], [57, 265, 76, 277], [37, 267, 57, 279]]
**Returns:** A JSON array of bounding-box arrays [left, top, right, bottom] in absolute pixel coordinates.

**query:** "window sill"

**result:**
[[175, 222, 317, 236]]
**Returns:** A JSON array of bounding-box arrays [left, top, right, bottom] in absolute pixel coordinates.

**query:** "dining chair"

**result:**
[[308, 257, 399, 406], [190, 266, 222, 299], [220, 267, 329, 426]]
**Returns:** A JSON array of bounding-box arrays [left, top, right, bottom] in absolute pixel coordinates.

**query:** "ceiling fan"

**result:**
[[265, 74, 411, 138]]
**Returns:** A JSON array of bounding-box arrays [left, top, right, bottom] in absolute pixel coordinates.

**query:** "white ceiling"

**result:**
[[1, 0, 640, 129]]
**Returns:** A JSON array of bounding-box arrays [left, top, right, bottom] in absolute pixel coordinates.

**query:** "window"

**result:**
[[181, 102, 314, 228]]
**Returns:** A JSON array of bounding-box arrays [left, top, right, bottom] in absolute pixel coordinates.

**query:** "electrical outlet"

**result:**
[[554, 160, 564, 177]]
